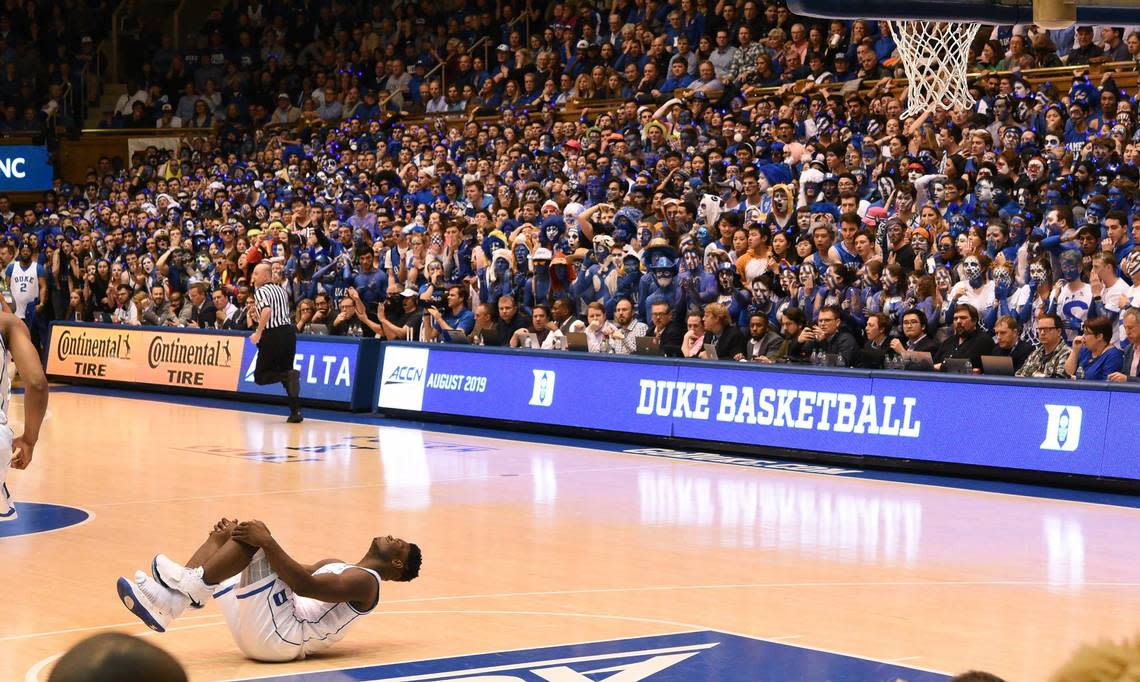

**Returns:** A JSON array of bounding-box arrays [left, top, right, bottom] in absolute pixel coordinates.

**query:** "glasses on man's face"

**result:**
[[818, 317, 837, 324], [1038, 325, 1058, 332]]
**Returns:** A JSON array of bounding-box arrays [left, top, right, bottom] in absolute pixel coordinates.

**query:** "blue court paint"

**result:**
[[0, 502, 89, 538], [52, 385, 1140, 510], [234, 630, 949, 681]]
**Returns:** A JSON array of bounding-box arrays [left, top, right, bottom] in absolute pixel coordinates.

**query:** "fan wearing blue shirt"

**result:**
[[425, 283, 475, 342]]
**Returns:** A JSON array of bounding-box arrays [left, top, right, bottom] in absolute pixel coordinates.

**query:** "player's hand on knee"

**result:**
[[212, 517, 238, 536], [233, 520, 272, 547]]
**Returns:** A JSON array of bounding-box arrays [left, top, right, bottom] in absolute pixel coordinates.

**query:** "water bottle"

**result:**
[[835, 355, 846, 368], [963, 360, 972, 373]]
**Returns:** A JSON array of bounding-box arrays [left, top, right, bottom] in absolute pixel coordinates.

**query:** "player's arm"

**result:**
[[1, 312, 47, 469], [302, 559, 341, 573], [233, 521, 378, 607]]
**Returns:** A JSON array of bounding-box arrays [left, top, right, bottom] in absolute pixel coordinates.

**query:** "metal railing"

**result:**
[[403, 36, 491, 113]]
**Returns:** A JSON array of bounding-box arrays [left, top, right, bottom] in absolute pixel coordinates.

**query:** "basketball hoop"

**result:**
[[889, 20, 982, 119]]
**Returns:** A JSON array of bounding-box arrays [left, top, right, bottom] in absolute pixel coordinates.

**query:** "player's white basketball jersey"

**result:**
[[294, 563, 382, 655], [214, 554, 381, 662]]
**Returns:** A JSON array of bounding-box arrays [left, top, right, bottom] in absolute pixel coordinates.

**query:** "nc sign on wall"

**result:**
[[0, 146, 52, 191]]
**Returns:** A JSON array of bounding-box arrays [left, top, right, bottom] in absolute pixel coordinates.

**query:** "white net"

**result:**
[[889, 20, 982, 118]]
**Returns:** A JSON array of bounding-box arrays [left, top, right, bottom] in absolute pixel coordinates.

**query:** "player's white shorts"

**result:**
[[0, 424, 15, 518], [213, 548, 307, 662]]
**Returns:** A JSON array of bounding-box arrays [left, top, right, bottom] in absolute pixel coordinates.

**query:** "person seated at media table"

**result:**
[[648, 301, 685, 357], [737, 312, 783, 362], [1064, 315, 1123, 380], [1108, 308, 1140, 382], [889, 308, 940, 358], [855, 312, 893, 369], [989, 315, 1033, 372], [797, 304, 857, 366], [509, 303, 564, 349], [700, 303, 746, 360], [1016, 313, 1072, 379], [934, 304, 994, 371]]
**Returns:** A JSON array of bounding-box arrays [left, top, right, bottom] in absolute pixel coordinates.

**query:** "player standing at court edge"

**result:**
[[0, 309, 49, 521]]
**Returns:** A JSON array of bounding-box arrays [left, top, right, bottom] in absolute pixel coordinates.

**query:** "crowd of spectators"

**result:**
[[0, 0, 112, 134], [5, 0, 1140, 381]]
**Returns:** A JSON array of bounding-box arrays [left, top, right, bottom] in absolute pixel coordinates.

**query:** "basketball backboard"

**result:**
[[787, 0, 1139, 25]]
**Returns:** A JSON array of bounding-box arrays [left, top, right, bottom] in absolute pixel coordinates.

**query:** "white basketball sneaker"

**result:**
[[0, 484, 16, 522], [153, 553, 214, 608], [116, 571, 190, 633]]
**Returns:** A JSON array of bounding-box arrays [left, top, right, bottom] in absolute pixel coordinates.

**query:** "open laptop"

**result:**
[[565, 332, 588, 351], [635, 336, 663, 356], [442, 329, 469, 344], [703, 343, 719, 360], [904, 351, 935, 372], [943, 358, 973, 374], [479, 328, 502, 347], [980, 354, 1015, 376]]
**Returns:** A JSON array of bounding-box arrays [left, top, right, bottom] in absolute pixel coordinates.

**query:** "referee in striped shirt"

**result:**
[[250, 263, 302, 423]]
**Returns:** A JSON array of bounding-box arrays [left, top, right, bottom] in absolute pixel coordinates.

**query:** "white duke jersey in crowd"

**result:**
[[1055, 283, 1092, 341], [215, 554, 381, 662], [5, 261, 42, 319]]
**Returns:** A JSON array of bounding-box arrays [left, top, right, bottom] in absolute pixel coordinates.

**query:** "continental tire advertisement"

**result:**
[[48, 324, 242, 390], [46, 322, 382, 410]]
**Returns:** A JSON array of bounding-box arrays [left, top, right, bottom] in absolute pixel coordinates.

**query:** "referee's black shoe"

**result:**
[[286, 370, 303, 423]]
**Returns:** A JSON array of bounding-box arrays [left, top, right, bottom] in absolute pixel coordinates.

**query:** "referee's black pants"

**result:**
[[254, 325, 300, 412]]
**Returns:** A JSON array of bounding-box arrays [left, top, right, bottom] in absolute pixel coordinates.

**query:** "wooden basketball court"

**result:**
[[2, 388, 1139, 681]]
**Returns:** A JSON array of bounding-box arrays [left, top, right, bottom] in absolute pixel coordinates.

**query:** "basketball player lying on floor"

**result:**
[[117, 518, 422, 662]]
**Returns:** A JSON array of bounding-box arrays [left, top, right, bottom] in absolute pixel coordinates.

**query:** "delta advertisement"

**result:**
[[48, 323, 380, 409], [377, 342, 1140, 483]]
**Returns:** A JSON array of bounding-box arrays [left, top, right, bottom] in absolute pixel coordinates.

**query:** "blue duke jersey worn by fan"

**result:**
[[5, 261, 42, 319]]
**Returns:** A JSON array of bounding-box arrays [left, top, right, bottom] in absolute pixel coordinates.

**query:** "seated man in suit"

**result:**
[[737, 312, 783, 361], [889, 308, 939, 356], [700, 302, 746, 360], [186, 282, 217, 328], [647, 300, 686, 357], [1109, 307, 1140, 382]]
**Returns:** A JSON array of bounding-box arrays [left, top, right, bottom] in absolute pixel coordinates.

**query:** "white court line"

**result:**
[[24, 654, 59, 682], [10, 577, 1140, 644], [0, 613, 222, 643], [887, 656, 923, 662], [24, 620, 225, 682]]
